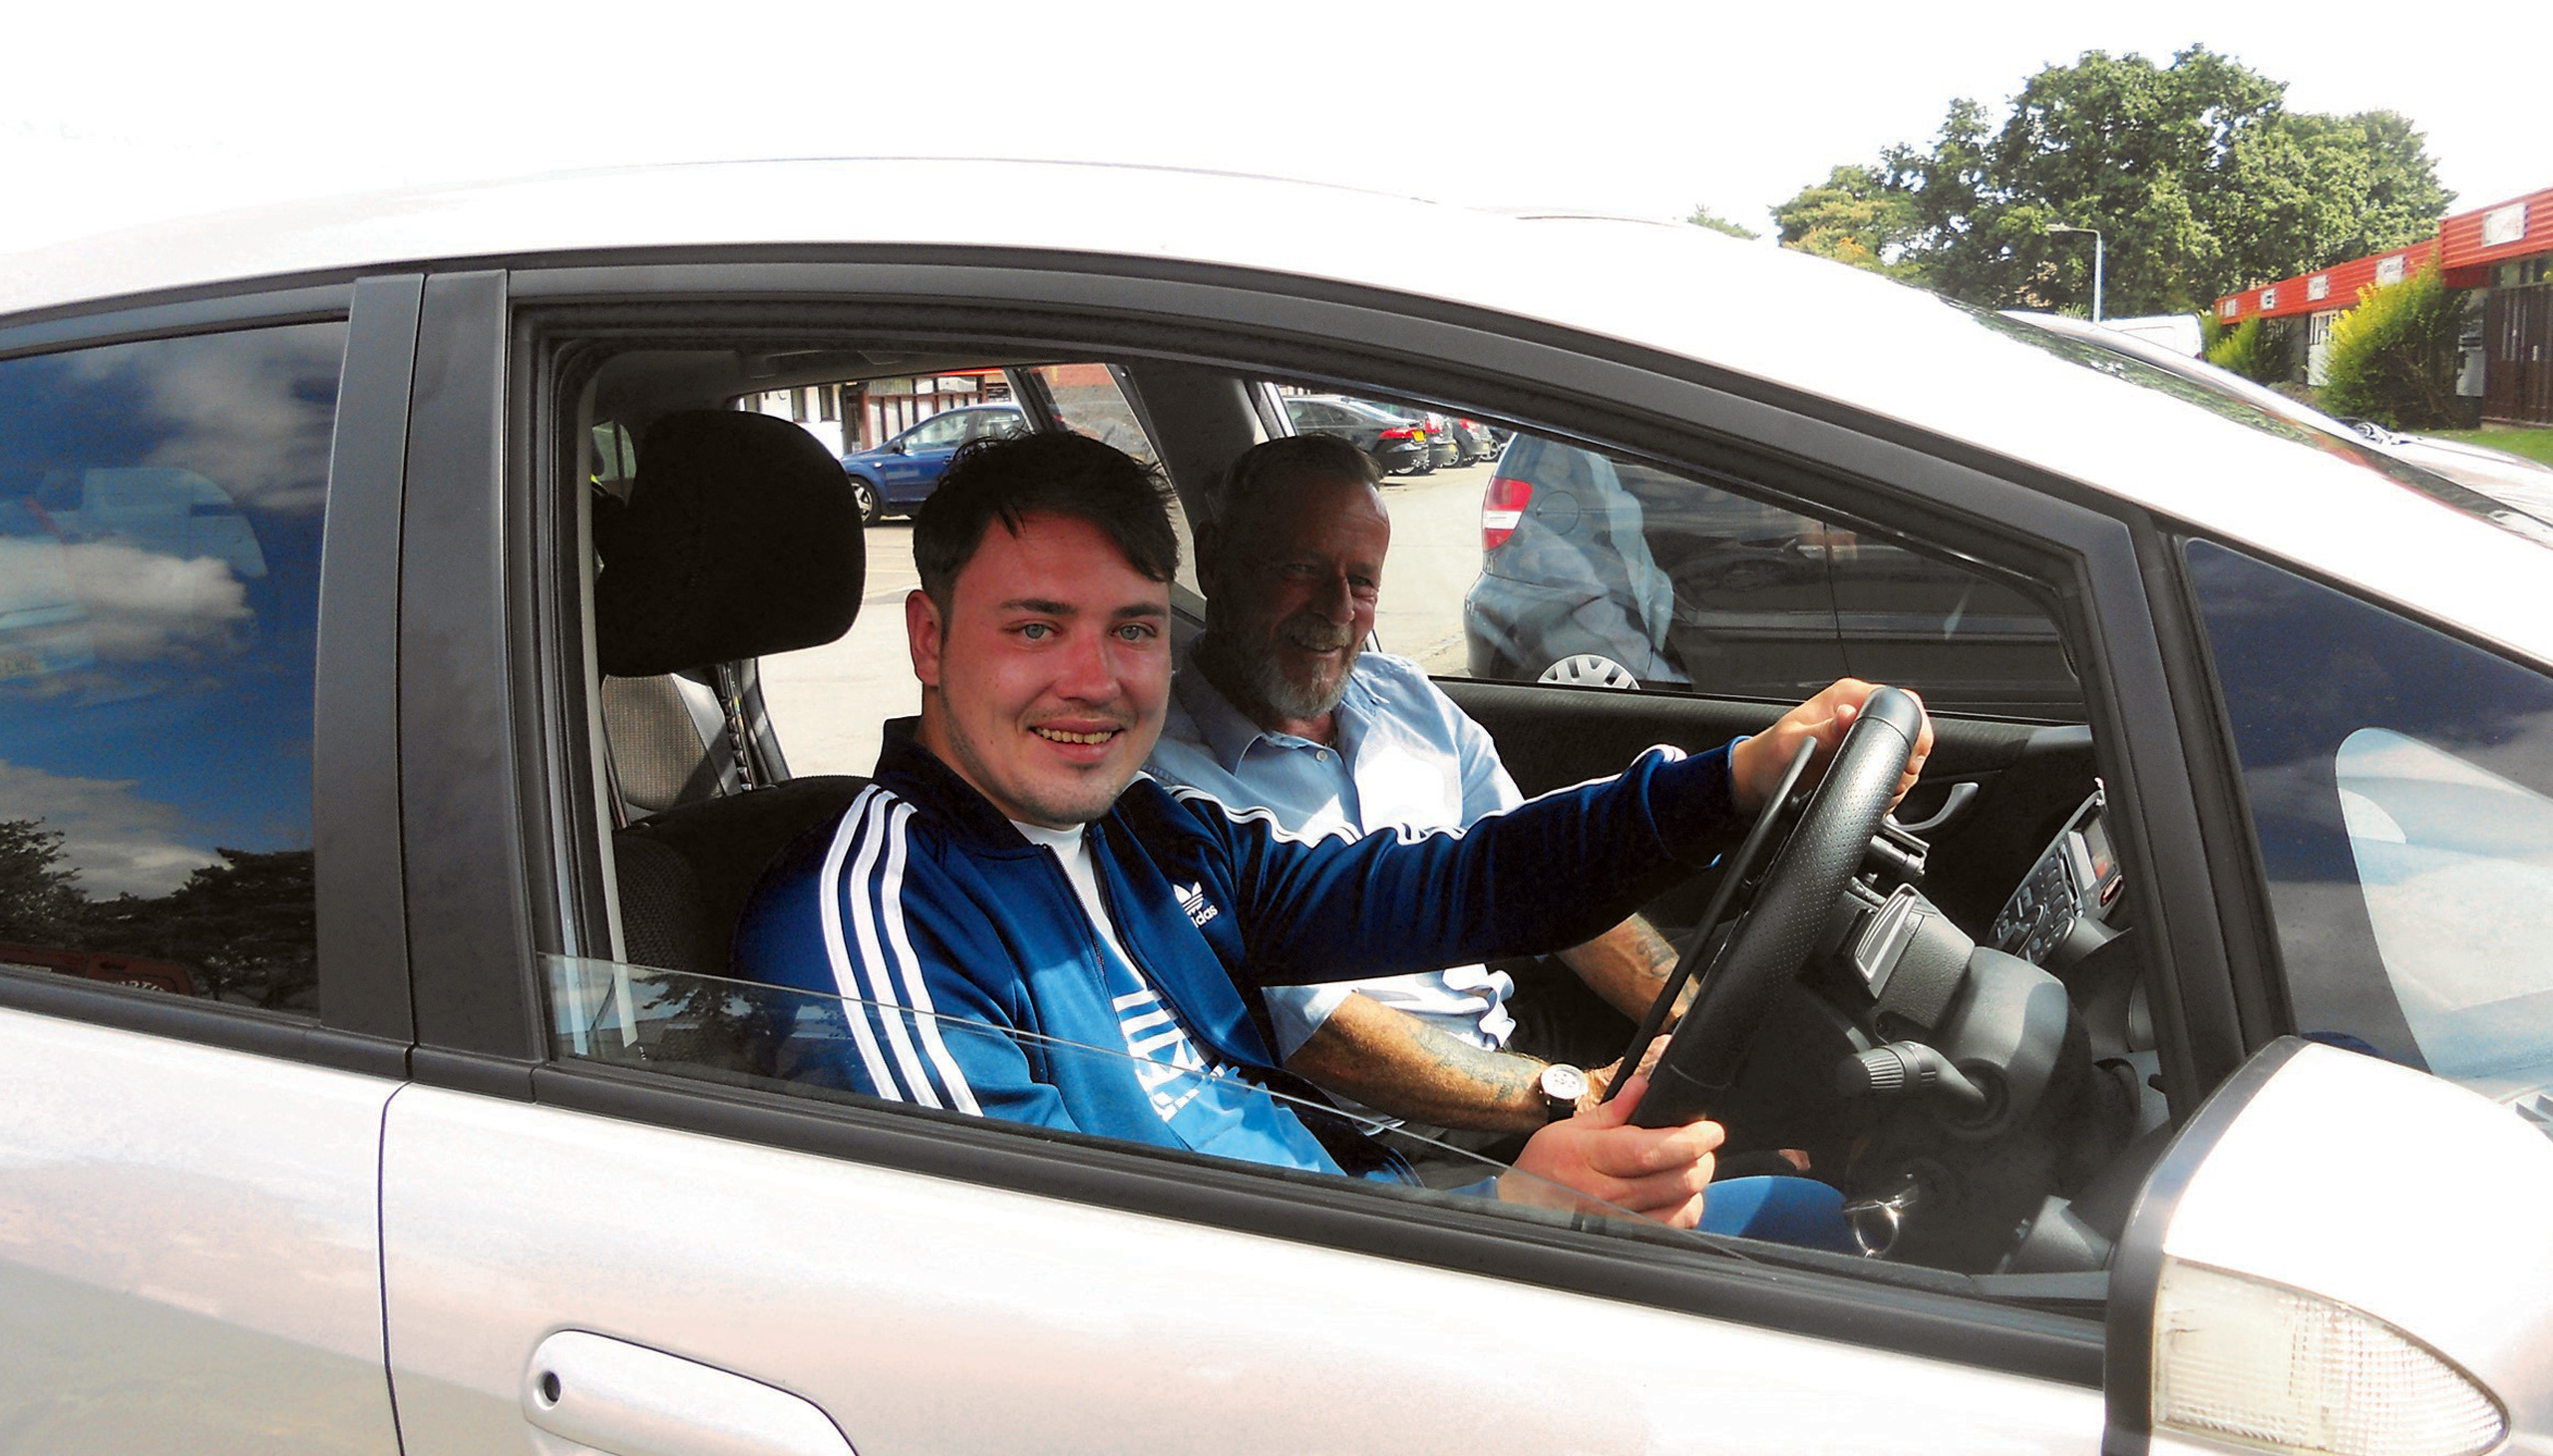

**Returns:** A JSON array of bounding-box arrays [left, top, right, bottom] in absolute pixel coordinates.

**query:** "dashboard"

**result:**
[[1991, 790, 2124, 970]]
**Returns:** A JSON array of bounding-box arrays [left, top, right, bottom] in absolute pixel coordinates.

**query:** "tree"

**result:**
[[1685, 204, 1760, 241], [1775, 47, 2453, 314], [87, 848, 316, 1010], [1771, 166, 1918, 275], [0, 817, 85, 944], [2322, 266, 2465, 429], [2217, 110, 2454, 291]]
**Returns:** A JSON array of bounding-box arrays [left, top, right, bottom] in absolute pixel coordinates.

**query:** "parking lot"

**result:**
[[759, 459, 1495, 779]]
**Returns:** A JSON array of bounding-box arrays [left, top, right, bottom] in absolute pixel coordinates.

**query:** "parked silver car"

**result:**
[[2, 160, 2548, 1455]]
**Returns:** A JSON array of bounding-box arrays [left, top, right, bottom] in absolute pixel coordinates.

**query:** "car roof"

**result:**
[[8, 157, 2544, 665]]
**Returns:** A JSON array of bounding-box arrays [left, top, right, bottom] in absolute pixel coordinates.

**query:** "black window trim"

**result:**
[[413, 255, 2265, 1380], [0, 280, 414, 1077], [0, 283, 353, 363]]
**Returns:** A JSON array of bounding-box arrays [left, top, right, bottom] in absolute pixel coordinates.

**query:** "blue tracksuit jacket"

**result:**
[[732, 718, 1740, 1171]]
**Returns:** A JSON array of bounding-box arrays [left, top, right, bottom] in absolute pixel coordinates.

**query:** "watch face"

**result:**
[[1541, 1064, 1590, 1103]]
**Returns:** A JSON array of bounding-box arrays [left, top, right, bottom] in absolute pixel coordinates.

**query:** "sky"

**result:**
[[6, 0, 2547, 256]]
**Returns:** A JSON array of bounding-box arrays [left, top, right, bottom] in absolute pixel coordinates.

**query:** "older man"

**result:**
[[736, 432, 1925, 1227], [1147, 435, 1708, 1153]]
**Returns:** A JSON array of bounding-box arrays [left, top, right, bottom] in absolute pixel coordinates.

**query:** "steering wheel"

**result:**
[[1627, 686, 1928, 1129]]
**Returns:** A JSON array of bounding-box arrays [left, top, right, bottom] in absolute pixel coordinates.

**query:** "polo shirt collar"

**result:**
[[1175, 633, 1379, 772]]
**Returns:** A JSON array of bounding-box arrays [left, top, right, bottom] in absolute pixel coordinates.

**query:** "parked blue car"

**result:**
[[839, 404, 1028, 522]]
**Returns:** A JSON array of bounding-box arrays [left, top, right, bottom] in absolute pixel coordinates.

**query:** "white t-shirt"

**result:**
[[1009, 819, 1265, 1139]]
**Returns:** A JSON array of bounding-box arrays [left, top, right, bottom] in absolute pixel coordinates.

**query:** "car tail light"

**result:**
[[1482, 476, 1534, 549], [1378, 426, 1420, 440]]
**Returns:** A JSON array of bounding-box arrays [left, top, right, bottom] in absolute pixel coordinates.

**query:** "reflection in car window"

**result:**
[[2335, 728, 2553, 1083], [2187, 540, 2553, 1108], [1028, 363, 1158, 468], [0, 323, 345, 1014], [1980, 310, 2553, 551], [543, 953, 1650, 1231]]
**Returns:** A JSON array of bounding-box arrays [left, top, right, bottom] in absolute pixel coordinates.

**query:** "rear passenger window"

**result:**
[[0, 323, 345, 1013]]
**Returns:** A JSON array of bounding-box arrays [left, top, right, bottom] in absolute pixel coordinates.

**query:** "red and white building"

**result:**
[[2215, 185, 2553, 424]]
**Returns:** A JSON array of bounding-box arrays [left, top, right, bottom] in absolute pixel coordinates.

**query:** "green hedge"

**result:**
[[2205, 316, 2284, 385], [2323, 267, 2465, 429]]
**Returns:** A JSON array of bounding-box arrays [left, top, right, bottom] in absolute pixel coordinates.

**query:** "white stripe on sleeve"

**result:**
[[815, 788, 908, 1101], [842, 793, 947, 1109], [878, 800, 981, 1116]]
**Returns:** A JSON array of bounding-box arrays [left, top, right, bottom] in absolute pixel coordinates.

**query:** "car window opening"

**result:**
[[561, 330, 2146, 1306]]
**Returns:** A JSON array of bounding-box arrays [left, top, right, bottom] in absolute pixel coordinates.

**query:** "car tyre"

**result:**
[[1538, 653, 1640, 690], [848, 476, 883, 526]]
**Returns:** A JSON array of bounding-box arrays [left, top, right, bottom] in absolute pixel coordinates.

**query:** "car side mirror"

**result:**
[[2104, 1037, 2550, 1455]]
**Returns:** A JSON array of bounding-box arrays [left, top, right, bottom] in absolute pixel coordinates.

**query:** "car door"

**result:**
[[365, 260, 2251, 1455], [0, 277, 417, 1453], [874, 407, 973, 508]]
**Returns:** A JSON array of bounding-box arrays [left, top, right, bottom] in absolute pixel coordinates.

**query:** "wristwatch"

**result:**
[[1537, 1062, 1590, 1123]]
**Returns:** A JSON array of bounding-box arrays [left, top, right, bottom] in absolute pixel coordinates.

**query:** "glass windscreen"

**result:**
[[1985, 311, 2553, 549]]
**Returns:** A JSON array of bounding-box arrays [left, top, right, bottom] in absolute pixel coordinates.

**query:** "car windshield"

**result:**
[[1980, 310, 2553, 550]]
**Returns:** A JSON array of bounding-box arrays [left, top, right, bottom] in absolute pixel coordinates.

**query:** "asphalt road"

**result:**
[[759, 460, 1498, 779]]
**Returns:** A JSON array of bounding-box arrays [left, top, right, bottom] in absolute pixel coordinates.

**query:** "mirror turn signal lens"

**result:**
[[2152, 1258, 2506, 1456]]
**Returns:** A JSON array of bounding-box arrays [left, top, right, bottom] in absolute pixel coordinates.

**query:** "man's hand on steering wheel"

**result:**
[[1728, 678, 1934, 815], [1499, 1072, 1724, 1227]]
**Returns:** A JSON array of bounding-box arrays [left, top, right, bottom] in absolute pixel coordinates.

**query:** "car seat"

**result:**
[[593, 409, 871, 978]]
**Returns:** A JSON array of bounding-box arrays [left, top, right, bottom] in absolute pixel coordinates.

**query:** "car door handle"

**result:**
[[525, 1329, 856, 1456], [1890, 780, 1978, 836]]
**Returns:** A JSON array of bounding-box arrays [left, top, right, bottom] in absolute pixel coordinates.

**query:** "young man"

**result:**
[[735, 434, 1929, 1226], [1147, 435, 1693, 1150]]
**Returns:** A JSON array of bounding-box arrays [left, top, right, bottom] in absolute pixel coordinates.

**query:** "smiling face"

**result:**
[[1199, 473, 1390, 734], [908, 510, 1172, 829]]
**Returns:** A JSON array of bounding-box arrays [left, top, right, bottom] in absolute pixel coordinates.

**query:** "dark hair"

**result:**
[[912, 432, 1180, 610]]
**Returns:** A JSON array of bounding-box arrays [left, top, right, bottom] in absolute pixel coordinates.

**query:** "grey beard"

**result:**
[[1202, 630, 1357, 723]]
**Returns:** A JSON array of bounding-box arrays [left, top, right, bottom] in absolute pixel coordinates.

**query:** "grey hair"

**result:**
[[1201, 433, 1384, 545]]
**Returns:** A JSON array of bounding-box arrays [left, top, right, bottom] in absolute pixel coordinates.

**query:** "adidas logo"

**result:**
[[1176, 882, 1221, 928]]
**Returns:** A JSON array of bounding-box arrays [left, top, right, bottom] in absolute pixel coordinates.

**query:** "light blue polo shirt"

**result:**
[[1145, 637, 1525, 1062]]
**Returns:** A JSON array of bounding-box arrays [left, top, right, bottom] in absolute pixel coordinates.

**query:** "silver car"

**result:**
[[2, 160, 2547, 1455]]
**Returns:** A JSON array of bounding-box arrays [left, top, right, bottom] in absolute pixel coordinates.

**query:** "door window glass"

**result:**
[[1258, 423, 2074, 712], [0, 323, 345, 1014], [547, 952, 1640, 1229], [964, 409, 1027, 443], [901, 411, 971, 451], [2187, 539, 2553, 1103], [1027, 363, 1157, 467], [1436, 433, 1846, 697], [1826, 531, 2082, 718]]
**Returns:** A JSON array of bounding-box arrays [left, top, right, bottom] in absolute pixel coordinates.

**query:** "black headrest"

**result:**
[[594, 410, 866, 678]]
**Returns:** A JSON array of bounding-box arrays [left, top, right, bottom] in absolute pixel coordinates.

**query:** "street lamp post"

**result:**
[[2049, 224, 2104, 323]]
